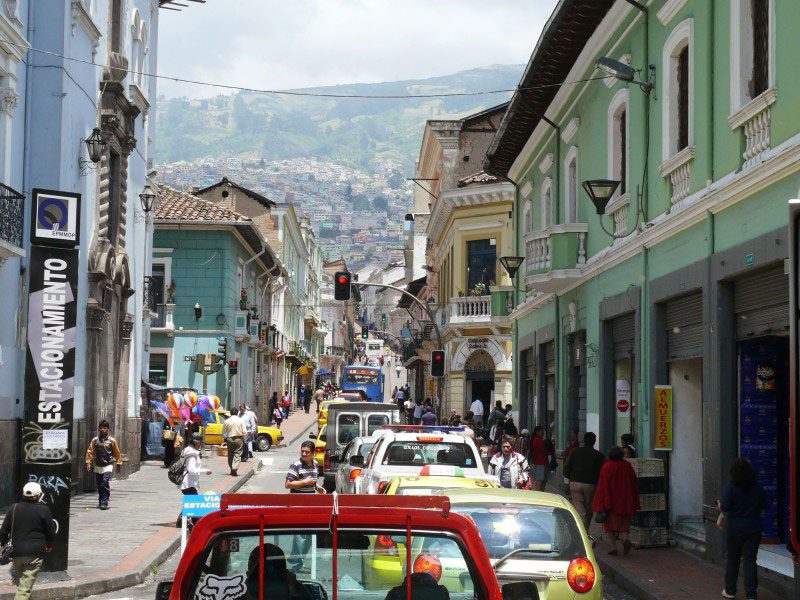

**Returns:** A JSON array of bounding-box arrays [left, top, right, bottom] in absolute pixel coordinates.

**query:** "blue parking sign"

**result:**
[[182, 494, 221, 517]]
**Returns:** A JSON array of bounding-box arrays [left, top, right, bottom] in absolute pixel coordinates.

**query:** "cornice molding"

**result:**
[[0, 10, 28, 62], [71, 1, 102, 54], [426, 182, 514, 245], [657, 0, 690, 26]]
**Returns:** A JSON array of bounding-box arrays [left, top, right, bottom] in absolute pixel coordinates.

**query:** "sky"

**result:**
[[156, 0, 558, 99]]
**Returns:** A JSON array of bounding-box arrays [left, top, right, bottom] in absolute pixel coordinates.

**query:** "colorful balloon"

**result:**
[[211, 396, 221, 410], [166, 393, 182, 413], [184, 392, 198, 409]]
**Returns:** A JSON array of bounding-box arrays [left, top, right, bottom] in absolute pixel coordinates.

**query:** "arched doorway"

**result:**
[[465, 349, 494, 419]]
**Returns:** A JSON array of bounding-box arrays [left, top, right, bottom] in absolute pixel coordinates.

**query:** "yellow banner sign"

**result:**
[[654, 385, 672, 451]]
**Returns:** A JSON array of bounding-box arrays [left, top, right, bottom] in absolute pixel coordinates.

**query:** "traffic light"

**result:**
[[381, 314, 387, 325], [229, 360, 238, 375], [361, 325, 369, 340], [334, 271, 351, 301], [216, 337, 228, 369], [431, 350, 445, 377]]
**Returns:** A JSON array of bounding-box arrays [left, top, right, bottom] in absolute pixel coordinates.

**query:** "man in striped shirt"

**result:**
[[285, 441, 325, 572]]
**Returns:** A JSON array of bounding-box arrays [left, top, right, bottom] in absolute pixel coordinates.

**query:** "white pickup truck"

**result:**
[[360, 425, 499, 494]]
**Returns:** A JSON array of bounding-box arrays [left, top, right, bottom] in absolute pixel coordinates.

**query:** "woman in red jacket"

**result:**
[[591, 446, 640, 555], [530, 425, 550, 491]]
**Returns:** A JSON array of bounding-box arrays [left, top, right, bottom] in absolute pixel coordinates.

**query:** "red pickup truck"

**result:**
[[155, 494, 538, 600]]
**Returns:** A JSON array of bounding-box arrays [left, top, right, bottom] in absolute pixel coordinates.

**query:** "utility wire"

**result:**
[[2, 37, 612, 99]]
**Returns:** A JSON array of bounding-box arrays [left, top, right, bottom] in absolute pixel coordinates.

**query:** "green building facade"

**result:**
[[485, 0, 800, 574]]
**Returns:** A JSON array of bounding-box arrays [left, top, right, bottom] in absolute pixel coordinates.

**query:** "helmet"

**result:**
[[23, 482, 43, 498]]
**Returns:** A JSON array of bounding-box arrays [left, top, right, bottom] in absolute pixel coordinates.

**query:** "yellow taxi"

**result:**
[[317, 399, 347, 430], [439, 488, 602, 600], [364, 466, 499, 589], [311, 424, 327, 469], [202, 409, 283, 451]]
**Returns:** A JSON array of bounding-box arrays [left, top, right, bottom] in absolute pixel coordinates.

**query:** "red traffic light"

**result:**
[[334, 271, 352, 301], [431, 350, 445, 377], [338, 276, 347, 284]]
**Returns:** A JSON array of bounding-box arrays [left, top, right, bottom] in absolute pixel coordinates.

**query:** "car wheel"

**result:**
[[256, 435, 272, 452]]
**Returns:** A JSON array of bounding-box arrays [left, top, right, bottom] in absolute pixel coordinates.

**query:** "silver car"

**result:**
[[334, 436, 377, 494]]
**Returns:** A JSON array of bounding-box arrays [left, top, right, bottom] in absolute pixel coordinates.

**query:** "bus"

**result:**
[[342, 365, 384, 403], [364, 339, 384, 358]]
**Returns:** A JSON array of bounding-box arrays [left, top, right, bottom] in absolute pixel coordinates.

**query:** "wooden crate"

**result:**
[[639, 493, 666, 511], [626, 457, 665, 478], [629, 526, 668, 548]]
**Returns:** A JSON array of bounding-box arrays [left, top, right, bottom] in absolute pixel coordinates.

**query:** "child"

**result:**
[[85, 419, 122, 509]]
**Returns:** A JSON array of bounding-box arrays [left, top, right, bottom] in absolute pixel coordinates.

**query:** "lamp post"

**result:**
[[139, 184, 157, 312], [79, 128, 107, 175]]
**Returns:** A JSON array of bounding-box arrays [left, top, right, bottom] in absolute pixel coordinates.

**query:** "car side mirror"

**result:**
[[319, 434, 326, 442], [308, 432, 317, 439], [350, 455, 364, 467], [155, 581, 173, 600], [501, 581, 539, 600], [588, 535, 597, 549]]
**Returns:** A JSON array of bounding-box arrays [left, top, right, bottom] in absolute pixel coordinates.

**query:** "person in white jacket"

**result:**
[[177, 433, 212, 527]]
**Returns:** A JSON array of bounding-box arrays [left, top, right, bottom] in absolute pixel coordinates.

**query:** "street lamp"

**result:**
[[139, 184, 156, 213], [596, 57, 653, 93], [85, 128, 106, 163], [582, 179, 621, 215], [194, 303, 202, 321], [498, 256, 524, 280]]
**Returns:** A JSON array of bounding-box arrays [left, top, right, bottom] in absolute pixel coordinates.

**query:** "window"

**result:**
[[662, 19, 693, 160], [608, 89, 628, 196], [541, 179, 552, 228], [466, 239, 495, 292], [151, 264, 165, 304], [109, 0, 122, 53], [523, 200, 532, 234], [148, 354, 168, 386], [731, 0, 773, 111], [564, 147, 578, 223], [382, 442, 478, 468]]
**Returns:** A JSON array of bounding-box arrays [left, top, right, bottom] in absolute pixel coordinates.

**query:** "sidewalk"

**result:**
[[0, 409, 316, 600], [543, 479, 789, 600]]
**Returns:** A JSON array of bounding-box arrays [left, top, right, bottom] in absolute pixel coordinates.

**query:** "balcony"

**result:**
[[150, 304, 175, 334], [234, 310, 250, 340], [523, 223, 588, 294], [0, 184, 25, 268]]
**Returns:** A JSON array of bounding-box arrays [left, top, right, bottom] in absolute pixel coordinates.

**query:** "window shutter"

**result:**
[[620, 109, 627, 194], [752, 0, 769, 97], [678, 46, 689, 151]]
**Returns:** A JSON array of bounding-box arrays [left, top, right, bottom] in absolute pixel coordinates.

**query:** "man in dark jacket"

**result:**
[[0, 482, 55, 600], [563, 432, 605, 529]]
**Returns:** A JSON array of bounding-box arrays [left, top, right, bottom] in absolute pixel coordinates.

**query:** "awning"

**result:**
[[397, 276, 427, 309], [297, 364, 310, 375]]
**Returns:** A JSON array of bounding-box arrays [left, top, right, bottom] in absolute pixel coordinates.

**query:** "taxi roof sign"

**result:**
[[381, 425, 465, 433], [419, 465, 465, 478]]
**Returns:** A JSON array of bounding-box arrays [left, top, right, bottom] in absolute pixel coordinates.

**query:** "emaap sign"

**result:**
[[31, 189, 81, 246]]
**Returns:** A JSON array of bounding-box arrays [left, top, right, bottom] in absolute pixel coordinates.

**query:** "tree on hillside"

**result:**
[[233, 95, 255, 131], [372, 196, 389, 212], [352, 194, 370, 211], [387, 169, 405, 189], [344, 183, 353, 200]]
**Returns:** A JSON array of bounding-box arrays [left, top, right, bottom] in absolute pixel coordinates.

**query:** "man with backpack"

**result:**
[[173, 433, 212, 527], [85, 419, 122, 510]]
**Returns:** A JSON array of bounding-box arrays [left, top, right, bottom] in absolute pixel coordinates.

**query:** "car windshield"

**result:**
[[358, 442, 375, 458], [451, 503, 586, 562], [382, 442, 478, 468], [186, 528, 484, 600]]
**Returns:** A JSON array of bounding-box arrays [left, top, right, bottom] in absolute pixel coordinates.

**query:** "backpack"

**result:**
[[167, 455, 188, 486]]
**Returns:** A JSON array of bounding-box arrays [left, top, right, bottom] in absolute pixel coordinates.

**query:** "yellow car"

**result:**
[[317, 399, 347, 430], [202, 409, 284, 451], [311, 424, 327, 469], [440, 488, 603, 600], [364, 468, 499, 589]]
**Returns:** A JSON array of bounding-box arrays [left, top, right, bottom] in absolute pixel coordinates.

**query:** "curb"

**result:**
[[0, 462, 258, 600], [596, 556, 671, 600]]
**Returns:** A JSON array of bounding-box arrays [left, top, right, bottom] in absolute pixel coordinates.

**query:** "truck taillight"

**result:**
[[566, 557, 595, 593], [375, 534, 398, 556], [315, 446, 325, 454], [413, 553, 442, 581], [377, 480, 389, 494], [350, 468, 362, 480]]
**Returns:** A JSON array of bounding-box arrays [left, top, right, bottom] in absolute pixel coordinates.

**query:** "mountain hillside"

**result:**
[[155, 65, 523, 172]]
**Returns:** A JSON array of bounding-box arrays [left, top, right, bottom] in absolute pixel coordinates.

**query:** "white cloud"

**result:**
[[156, 0, 557, 98]]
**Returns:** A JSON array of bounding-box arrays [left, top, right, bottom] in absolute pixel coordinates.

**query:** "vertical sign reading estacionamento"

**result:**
[[654, 385, 673, 451], [22, 189, 81, 571]]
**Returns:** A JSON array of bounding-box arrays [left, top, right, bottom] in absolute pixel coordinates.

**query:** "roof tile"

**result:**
[[155, 185, 251, 222]]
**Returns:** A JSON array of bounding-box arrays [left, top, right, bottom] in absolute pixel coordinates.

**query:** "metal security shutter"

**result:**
[[544, 341, 555, 375], [734, 265, 789, 340], [612, 313, 635, 359], [665, 292, 703, 360]]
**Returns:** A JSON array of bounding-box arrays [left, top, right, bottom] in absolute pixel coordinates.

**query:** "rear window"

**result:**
[[367, 414, 390, 435], [186, 528, 484, 600], [452, 503, 586, 562], [337, 414, 360, 445], [382, 442, 477, 468]]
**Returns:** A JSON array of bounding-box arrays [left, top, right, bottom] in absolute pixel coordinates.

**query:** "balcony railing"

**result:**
[[142, 276, 159, 317], [523, 224, 588, 294], [0, 184, 25, 266]]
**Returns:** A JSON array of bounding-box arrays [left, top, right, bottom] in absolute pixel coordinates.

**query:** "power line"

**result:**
[[2, 37, 612, 99]]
